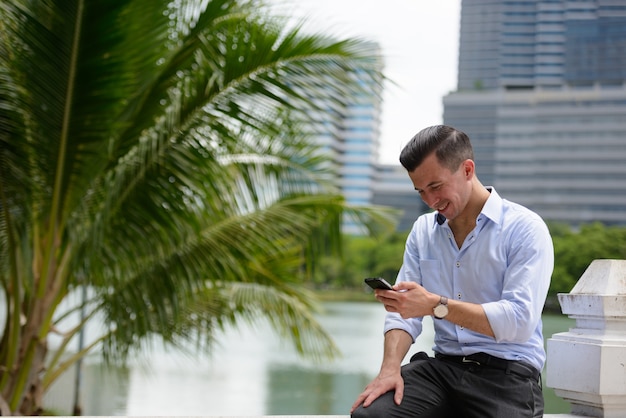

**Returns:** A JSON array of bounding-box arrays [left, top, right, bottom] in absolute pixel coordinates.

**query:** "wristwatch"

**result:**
[[433, 296, 449, 319]]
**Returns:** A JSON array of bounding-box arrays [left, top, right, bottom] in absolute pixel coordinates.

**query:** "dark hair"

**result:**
[[399, 125, 474, 172]]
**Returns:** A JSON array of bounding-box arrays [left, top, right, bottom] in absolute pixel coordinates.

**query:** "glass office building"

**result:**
[[445, 0, 626, 225], [339, 67, 384, 235], [305, 45, 385, 235]]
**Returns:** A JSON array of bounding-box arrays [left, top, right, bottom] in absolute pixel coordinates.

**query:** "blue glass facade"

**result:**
[[565, 18, 626, 85], [458, 1, 626, 89]]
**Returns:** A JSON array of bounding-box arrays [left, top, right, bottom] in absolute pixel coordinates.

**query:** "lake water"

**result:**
[[44, 301, 575, 415]]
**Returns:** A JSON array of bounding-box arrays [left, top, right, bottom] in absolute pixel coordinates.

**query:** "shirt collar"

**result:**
[[432, 186, 503, 227], [480, 186, 502, 225]]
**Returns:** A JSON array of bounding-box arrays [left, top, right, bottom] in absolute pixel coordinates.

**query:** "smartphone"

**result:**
[[364, 277, 394, 290]]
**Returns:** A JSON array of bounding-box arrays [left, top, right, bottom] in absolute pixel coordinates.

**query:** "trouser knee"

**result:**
[[351, 405, 377, 418], [351, 392, 396, 418]]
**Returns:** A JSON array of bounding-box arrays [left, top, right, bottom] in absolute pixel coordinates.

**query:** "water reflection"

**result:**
[[122, 301, 405, 416], [266, 366, 371, 415]]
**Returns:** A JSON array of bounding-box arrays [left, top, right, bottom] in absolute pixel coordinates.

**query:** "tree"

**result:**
[[311, 231, 405, 289], [550, 222, 626, 297], [0, 0, 395, 414]]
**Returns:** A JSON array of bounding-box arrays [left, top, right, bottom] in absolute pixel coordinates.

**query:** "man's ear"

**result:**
[[463, 159, 475, 179]]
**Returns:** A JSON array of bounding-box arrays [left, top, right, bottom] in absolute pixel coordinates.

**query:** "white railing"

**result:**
[[545, 259, 626, 418], [45, 415, 579, 417]]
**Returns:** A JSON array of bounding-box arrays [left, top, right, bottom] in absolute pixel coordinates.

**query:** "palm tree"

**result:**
[[0, 0, 394, 414]]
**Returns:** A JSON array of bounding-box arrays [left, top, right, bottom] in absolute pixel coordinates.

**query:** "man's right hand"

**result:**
[[350, 369, 404, 413]]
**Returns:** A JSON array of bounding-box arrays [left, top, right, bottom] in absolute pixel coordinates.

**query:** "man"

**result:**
[[351, 125, 553, 418]]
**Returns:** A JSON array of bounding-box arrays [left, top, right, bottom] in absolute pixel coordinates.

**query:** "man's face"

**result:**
[[407, 153, 472, 221]]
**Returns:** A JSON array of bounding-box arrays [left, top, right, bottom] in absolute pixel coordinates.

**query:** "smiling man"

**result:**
[[351, 125, 553, 418]]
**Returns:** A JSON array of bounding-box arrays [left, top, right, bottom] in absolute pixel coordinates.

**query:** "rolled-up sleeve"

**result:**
[[482, 216, 553, 343]]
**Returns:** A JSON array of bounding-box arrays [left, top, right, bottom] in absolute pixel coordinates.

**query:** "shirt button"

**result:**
[[456, 261, 460, 268], [457, 293, 462, 299]]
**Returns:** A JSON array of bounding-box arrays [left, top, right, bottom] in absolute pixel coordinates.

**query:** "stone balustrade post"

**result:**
[[546, 259, 626, 417]]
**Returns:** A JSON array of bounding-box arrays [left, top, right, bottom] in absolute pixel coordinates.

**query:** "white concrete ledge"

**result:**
[[181, 414, 576, 417]]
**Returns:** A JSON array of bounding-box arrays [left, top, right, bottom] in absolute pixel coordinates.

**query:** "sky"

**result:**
[[270, 0, 462, 164]]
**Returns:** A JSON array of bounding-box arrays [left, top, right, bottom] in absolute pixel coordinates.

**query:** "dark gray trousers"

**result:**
[[351, 353, 543, 418]]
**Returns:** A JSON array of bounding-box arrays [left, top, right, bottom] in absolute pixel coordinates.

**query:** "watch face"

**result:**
[[434, 304, 449, 319]]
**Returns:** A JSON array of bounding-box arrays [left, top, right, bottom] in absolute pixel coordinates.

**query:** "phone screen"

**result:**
[[364, 277, 394, 290]]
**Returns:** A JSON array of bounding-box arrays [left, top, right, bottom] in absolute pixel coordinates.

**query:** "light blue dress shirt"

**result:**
[[384, 187, 554, 371]]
